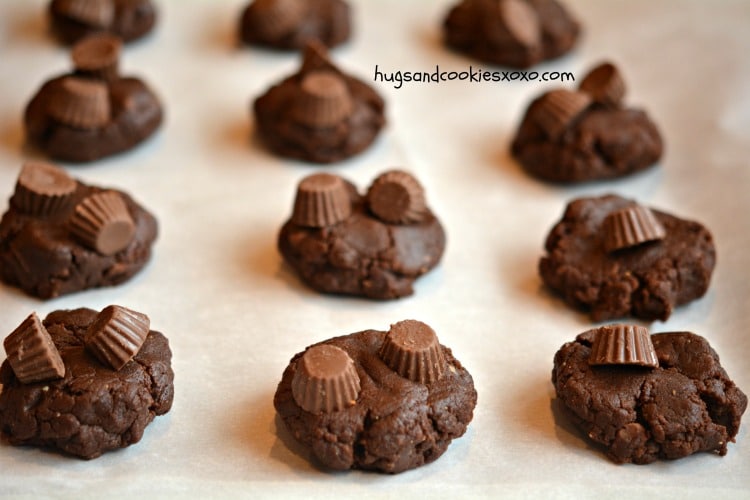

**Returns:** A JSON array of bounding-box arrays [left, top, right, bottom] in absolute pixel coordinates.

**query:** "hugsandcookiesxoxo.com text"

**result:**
[[373, 64, 575, 89]]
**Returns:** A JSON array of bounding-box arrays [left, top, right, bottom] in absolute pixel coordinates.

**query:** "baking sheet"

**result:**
[[0, 0, 748, 498]]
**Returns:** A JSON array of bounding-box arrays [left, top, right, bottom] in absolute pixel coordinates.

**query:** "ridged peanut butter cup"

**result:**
[[579, 62, 626, 107], [588, 324, 658, 368], [4, 313, 65, 384], [535, 89, 592, 140], [366, 170, 427, 224], [13, 161, 77, 216], [56, 0, 115, 28], [69, 191, 136, 255], [291, 344, 361, 414], [72, 33, 122, 81], [48, 77, 111, 129], [602, 205, 666, 253], [499, 0, 541, 48], [379, 320, 446, 384], [85, 305, 150, 371], [291, 71, 353, 128], [292, 173, 352, 228], [247, 0, 305, 39]]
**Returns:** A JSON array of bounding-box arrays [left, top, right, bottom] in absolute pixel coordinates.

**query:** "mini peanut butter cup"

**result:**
[[292, 173, 352, 228], [48, 77, 111, 129], [291, 344, 361, 414], [291, 71, 354, 128], [69, 191, 136, 255], [579, 62, 626, 107], [366, 170, 427, 224], [535, 89, 592, 140], [13, 161, 77, 216], [379, 320, 446, 384], [72, 33, 122, 81], [588, 324, 658, 368], [602, 205, 666, 253], [56, 0, 115, 28], [85, 305, 150, 371], [4, 313, 65, 384], [499, 0, 541, 48], [247, 0, 305, 39]]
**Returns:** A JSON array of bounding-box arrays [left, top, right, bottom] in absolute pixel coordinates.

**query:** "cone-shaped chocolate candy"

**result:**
[[588, 324, 658, 368], [55, 0, 115, 28], [291, 344, 361, 413], [291, 71, 353, 128], [299, 40, 339, 75], [4, 313, 65, 384], [72, 33, 122, 81], [602, 205, 666, 253], [69, 191, 136, 255], [366, 170, 427, 224], [246, 0, 305, 39], [292, 173, 352, 228], [85, 305, 150, 371], [535, 89, 592, 140], [13, 161, 77, 216], [379, 320, 446, 384], [579, 62, 626, 107], [48, 77, 111, 129]]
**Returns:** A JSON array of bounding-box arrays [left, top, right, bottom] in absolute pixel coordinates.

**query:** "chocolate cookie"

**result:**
[[552, 325, 747, 464], [0, 161, 158, 299], [253, 41, 385, 163], [539, 195, 715, 321], [444, 0, 580, 68], [49, 0, 157, 45], [25, 34, 163, 163], [511, 62, 663, 182], [0, 306, 174, 459], [239, 0, 351, 50], [274, 320, 477, 473], [278, 170, 445, 299]]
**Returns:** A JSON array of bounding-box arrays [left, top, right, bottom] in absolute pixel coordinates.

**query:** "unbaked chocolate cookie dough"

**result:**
[[239, 0, 351, 50], [278, 170, 445, 299], [511, 62, 663, 182], [253, 41, 385, 163], [0, 161, 158, 299], [539, 195, 715, 321], [274, 320, 477, 473], [0, 306, 174, 459], [49, 0, 157, 45], [552, 324, 746, 464], [25, 33, 163, 163], [444, 0, 580, 68]]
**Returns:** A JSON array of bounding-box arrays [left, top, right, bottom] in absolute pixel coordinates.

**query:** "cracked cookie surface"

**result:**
[[552, 329, 746, 464], [0, 308, 174, 459], [274, 328, 477, 473], [539, 195, 715, 321]]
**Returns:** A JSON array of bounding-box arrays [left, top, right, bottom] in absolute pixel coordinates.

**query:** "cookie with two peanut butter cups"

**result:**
[[511, 61, 663, 182], [443, 0, 580, 68], [253, 41, 385, 163], [278, 170, 445, 299], [274, 320, 477, 473], [49, 0, 157, 45], [552, 325, 747, 464], [0, 306, 174, 459], [539, 194, 715, 321], [0, 161, 157, 299], [239, 0, 351, 50], [24, 33, 163, 163]]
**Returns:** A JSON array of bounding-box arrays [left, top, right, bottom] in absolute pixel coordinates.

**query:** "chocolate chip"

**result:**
[[379, 320, 446, 384], [579, 62, 626, 107], [55, 0, 115, 28], [292, 173, 352, 228], [588, 324, 659, 368], [3, 312, 65, 384], [534, 89, 592, 140], [366, 170, 427, 224], [48, 76, 111, 129], [72, 33, 122, 82], [602, 204, 666, 253], [291, 344, 361, 413], [69, 191, 136, 255], [13, 161, 77, 216], [84, 305, 151, 371]]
